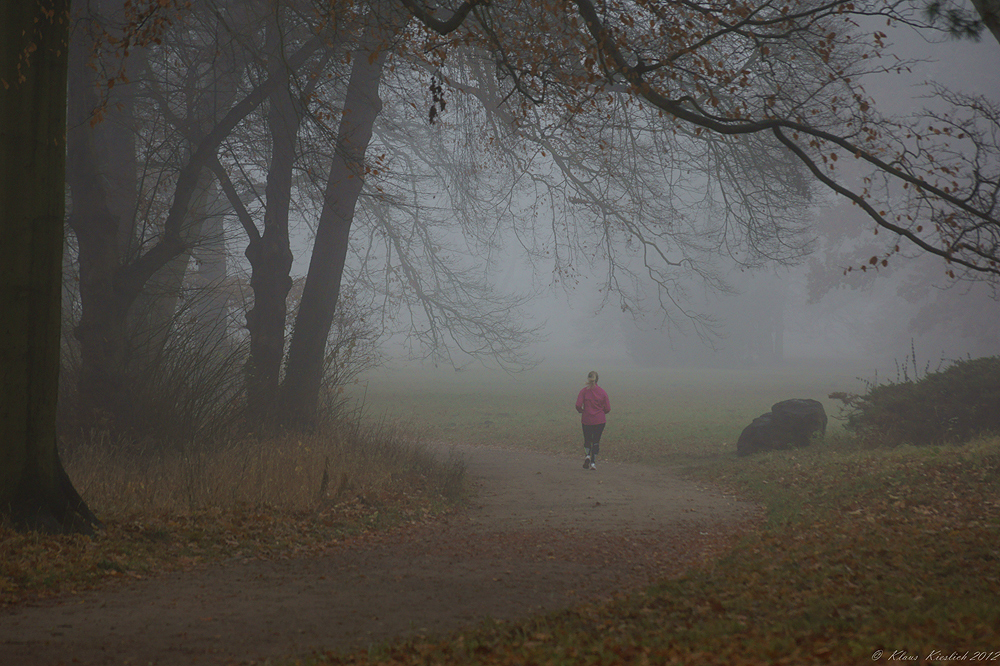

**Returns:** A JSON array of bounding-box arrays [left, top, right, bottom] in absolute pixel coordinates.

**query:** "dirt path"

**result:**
[[0, 445, 759, 666]]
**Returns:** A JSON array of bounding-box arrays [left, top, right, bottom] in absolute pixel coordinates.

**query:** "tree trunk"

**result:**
[[65, 14, 134, 424], [280, 7, 405, 426], [1, 0, 100, 533], [243, 12, 298, 423], [128, 165, 216, 371]]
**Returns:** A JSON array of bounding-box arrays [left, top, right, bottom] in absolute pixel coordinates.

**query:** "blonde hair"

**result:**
[[585, 370, 599, 387]]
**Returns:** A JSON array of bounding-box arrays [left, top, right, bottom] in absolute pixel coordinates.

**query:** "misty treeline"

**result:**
[[624, 199, 1000, 369], [61, 0, 1000, 442], [62, 0, 542, 445]]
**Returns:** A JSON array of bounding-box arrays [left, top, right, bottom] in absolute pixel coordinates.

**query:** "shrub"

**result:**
[[833, 356, 1000, 447]]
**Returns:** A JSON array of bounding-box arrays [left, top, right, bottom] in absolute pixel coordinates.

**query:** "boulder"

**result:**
[[736, 398, 827, 457], [735, 413, 775, 457]]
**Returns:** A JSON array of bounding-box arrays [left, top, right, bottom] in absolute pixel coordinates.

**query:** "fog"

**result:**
[[452, 23, 1000, 375], [58, 5, 1000, 409], [261, 11, 1000, 378]]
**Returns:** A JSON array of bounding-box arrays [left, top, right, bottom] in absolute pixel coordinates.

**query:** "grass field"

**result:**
[[345, 359, 871, 463]]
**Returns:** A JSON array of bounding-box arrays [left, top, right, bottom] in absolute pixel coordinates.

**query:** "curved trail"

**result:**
[[0, 446, 759, 665]]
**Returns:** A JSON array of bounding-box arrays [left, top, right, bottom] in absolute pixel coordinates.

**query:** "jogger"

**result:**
[[575, 371, 611, 471]]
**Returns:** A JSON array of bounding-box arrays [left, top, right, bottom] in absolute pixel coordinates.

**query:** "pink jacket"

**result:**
[[576, 385, 611, 425]]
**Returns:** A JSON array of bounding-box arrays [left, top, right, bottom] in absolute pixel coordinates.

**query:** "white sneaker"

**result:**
[[583, 456, 591, 469], [590, 461, 597, 470]]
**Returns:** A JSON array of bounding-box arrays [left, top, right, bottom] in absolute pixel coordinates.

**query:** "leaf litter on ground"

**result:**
[[310, 437, 1000, 666], [4, 436, 999, 665], [0, 488, 454, 607]]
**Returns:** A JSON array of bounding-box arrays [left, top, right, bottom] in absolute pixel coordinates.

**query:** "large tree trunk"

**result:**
[[280, 7, 405, 426], [1, 0, 100, 533], [243, 11, 299, 424]]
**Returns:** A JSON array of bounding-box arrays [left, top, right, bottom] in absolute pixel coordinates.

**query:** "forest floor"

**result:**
[[0, 445, 759, 666]]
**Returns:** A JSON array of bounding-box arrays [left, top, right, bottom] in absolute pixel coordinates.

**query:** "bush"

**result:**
[[833, 356, 1000, 447]]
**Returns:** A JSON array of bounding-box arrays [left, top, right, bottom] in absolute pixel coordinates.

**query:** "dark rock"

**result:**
[[736, 413, 775, 457], [737, 399, 827, 457], [772, 398, 828, 445]]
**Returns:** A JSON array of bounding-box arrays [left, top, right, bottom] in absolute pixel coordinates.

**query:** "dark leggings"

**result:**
[[582, 422, 605, 459]]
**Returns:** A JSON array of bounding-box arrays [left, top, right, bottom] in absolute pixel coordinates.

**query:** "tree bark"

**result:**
[[243, 10, 299, 424], [1, 0, 100, 533], [280, 7, 405, 426]]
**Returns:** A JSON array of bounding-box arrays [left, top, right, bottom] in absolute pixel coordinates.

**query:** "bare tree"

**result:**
[[340, 50, 543, 371], [279, 1, 409, 425], [65, 0, 324, 428], [397, 0, 1000, 298], [240, 2, 307, 421], [387, 25, 821, 348], [202, 1, 540, 426]]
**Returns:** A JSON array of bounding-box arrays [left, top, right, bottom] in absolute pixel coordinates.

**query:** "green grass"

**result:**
[[347, 359, 869, 463]]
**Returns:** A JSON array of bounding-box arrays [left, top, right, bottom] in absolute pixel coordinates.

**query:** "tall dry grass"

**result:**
[[3, 418, 464, 604], [63, 421, 466, 520]]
